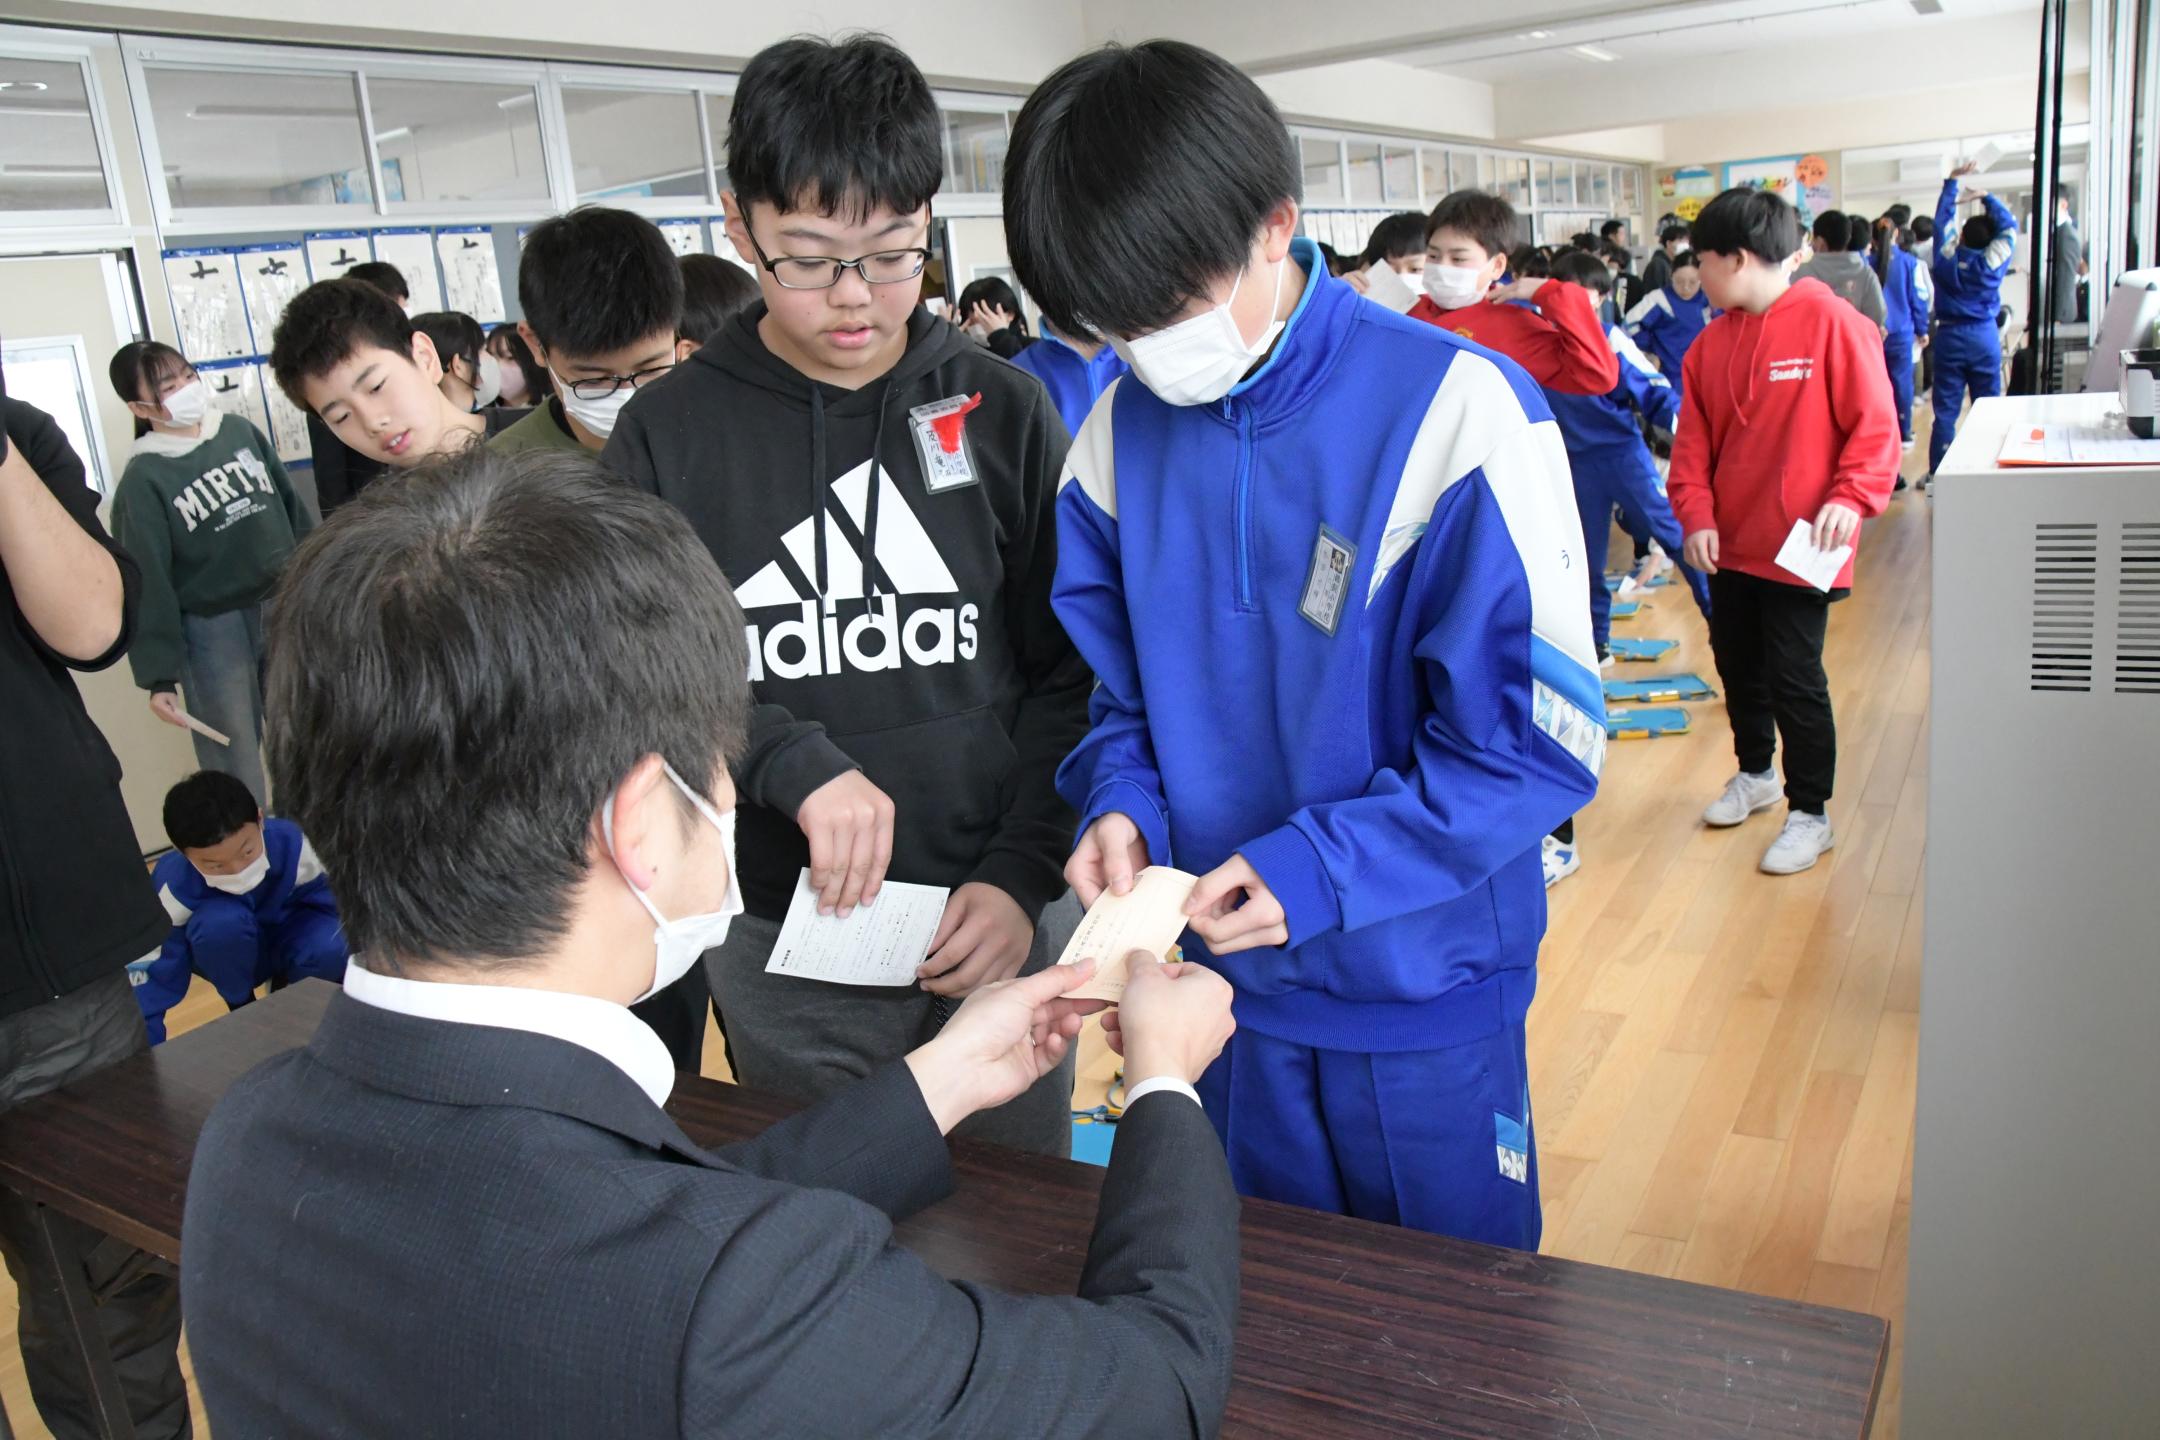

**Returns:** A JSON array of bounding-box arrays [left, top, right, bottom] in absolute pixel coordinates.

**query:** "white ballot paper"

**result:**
[[1358, 258, 1419, 314], [1774, 518, 1853, 593], [765, 870, 950, 986], [1055, 867, 1200, 1002]]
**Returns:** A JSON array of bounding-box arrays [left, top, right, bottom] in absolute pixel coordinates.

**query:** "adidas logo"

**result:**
[[739, 459, 979, 681]]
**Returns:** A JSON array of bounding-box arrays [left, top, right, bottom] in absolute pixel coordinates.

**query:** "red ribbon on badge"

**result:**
[[930, 393, 983, 454]]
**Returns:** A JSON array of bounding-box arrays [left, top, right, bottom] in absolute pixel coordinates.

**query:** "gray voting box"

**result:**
[[1907, 392, 2160, 1436]]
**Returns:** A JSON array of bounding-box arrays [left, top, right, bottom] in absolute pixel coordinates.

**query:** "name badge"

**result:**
[[1298, 525, 1356, 636], [909, 392, 983, 493]]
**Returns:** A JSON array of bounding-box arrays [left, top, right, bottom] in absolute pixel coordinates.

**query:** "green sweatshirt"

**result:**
[[110, 411, 315, 691]]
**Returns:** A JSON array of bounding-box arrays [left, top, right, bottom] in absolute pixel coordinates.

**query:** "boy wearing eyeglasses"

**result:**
[[492, 206, 685, 455], [604, 35, 1092, 1157]]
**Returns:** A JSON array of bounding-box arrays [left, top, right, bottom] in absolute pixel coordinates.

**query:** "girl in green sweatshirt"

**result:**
[[108, 342, 314, 805]]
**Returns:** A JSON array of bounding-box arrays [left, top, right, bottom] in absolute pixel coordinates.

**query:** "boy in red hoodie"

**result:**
[[1670, 187, 1899, 875], [1395, 190, 1617, 887]]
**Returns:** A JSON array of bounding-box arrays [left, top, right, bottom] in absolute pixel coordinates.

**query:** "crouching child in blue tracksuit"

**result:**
[[1546, 252, 1713, 658], [1928, 163, 2016, 479], [132, 770, 347, 1043], [1004, 42, 1604, 1248]]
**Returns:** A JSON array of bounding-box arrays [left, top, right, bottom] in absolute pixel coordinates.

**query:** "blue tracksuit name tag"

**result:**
[[1298, 525, 1356, 635]]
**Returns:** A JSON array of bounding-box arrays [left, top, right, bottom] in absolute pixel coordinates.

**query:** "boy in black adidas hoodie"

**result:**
[[605, 35, 1091, 1155]]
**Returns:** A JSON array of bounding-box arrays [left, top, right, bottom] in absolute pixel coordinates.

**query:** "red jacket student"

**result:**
[[1402, 191, 1618, 396], [1668, 276, 1899, 590]]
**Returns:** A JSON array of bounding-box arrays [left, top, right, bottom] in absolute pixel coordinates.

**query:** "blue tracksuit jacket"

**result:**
[[1625, 286, 1715, 387], [1006, 331, 1128, 438], [1932, 180, 2017, 326], [1053, 239, 1605, 1055]]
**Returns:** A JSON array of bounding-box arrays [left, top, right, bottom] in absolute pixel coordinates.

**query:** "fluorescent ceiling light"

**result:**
[[1520, 29, 1554, 39], [0, 80, 52, 91], [496, 93, 535, 109], [372, 126, 412, 143], [188, 104, 354, 120], [0, 103, 89, 118], [1570, 44, 1621, 62]]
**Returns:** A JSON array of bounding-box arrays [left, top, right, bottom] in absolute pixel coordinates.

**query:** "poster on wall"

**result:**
[[305, 231, 372, 283], [196, 358, 266, 437], [255, 362, 312, 466], [1795, 154, 1835, 225], [436, 227, 506, 323], [1723, 155, 1833, 225], [372, 228, 444, 314], [161, 249, 250, 363], [657, 219, 707, 257], [1657, 166, 1718, 222], [236, 242, 308, 355]]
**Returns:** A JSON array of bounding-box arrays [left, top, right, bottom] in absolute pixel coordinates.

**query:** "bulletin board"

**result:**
[[1721, 154, 1836, 224]]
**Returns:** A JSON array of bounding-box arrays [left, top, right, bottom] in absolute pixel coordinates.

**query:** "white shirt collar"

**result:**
[[341, 958, 677, 1108]]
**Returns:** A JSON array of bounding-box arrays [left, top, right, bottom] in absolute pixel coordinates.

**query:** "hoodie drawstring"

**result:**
[[863, 380, 891, 606], [809, 387, 830, 601], [806, 379, 895, 613]]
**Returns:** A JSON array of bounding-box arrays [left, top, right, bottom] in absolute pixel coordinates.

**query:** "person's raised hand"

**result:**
[[795, 771, 895, 917], [1341, 268, 1373, 295], [1101, 954, 1235, 1087], [1182, 854, 1288, 955], [1066, 811, 1149, 909], [1813, 501, 1861, 552], [1683, 528, 1720, 575], [919, 883, 1034, 996], [906, 958, 1107, 1132]]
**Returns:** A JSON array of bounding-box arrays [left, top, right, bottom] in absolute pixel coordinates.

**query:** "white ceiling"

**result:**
[[1410, 0, 2042, 85]]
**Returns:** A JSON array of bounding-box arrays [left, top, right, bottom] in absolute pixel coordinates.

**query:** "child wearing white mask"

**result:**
[[109, 340, 315, 807], [130, 770, 348, 1044]]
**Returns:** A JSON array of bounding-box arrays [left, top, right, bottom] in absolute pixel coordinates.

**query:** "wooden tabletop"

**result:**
[[0, 982, 1885, 1438]]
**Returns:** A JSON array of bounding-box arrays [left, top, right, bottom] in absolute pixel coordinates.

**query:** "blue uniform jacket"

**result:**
[[1882, 247, 1929, 340], [1933, 180, 2017, 326], [1006, 332, 1129, 438], [1053, 239, 1604, 1053], [1545, 323, 1678, 452], [1625, 286, 1715, 384]]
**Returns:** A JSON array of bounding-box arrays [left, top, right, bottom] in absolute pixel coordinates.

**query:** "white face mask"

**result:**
[[471, 351, 503, 410], [603, 762, 742, 1005], [200, 850, 270, 896], [555, 373, 636, 440], [495, 354, 531, 407], [1422, 263, 1490, 311], [161, 378, 210, 428], [1108, 257, 1288, 407]]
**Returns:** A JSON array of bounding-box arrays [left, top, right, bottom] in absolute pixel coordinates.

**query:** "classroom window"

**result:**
[[1585, 163, 1612, 214], [1381, 146, 1416, 204], [365, 77, 548, 207], [0, 56, 109, 214], [143, 64, 373, 211], [1498, 157, 1533, 210], [943, 110, 1008, 194], [1, 335, 110, 494], [1448, 150, 1480, 195], [1345, 142, 1383, 205], [1419, 148, 1447, 203], [1300, 138, 1343, 205], [561, 85, 706, 203], [705, 91, 730, 195], [1618, 166, 1640, 216]]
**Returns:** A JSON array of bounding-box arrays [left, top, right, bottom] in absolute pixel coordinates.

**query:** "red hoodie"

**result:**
[[1407, 279, 1619, 394], [1667, 277, 1899, 590]]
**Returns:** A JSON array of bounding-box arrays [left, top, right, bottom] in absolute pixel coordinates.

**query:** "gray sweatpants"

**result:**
[[704, 892, 1081, 1157]]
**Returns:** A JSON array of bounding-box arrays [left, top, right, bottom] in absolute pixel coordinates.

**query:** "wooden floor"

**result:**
[[0, 445, 1933, 1440]]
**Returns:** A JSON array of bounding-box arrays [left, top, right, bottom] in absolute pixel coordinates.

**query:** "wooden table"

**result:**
[[0, 982, 1886, 1438]]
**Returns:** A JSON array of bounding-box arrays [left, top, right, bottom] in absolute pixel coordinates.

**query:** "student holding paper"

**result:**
[[604, 36, 1091, 1155], [1669, 188, 1898, 876], [1006, 41, 1603, 1248]]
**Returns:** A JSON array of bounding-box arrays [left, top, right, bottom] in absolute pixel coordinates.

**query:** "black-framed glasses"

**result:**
[[744, 224, 931, 291], [557, 364, 675, 401]]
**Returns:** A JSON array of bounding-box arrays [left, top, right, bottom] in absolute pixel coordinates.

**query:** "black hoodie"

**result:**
[[605, 306, 1090, 924]]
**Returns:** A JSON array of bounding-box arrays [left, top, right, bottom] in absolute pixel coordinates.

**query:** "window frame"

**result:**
[[0, 27, 129, 235]]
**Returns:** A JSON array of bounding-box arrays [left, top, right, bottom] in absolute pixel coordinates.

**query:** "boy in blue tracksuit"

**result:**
[[1005, 42, 1603, 1247], [131, 770, 347, 1043], [1876, 224, 1930, 451], [1545, 253, 1712, 659], [1006, 318, 1129, 436], [1929, 163, 2016, 478], [1624, 248, 1715, 389]]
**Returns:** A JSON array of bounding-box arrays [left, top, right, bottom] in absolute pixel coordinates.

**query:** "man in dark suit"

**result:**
[[180, 445, 1241, 1437]]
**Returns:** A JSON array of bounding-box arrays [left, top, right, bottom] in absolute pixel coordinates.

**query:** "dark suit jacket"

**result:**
[[181, 992, 1238, 1437]]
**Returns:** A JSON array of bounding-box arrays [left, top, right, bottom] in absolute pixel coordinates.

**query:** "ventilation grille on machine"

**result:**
[[2030, 523, 2097, 692], [2119, 523, 2160, 695]]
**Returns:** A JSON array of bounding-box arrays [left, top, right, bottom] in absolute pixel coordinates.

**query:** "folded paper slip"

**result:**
[[1606, 706, 1692, 739], [1055, 866, 1200, 1002], [1604, 672, 1717, 703]]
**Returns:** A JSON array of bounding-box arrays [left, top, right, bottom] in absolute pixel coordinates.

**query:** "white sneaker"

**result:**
[[1542, 833, 1581, 888], [1760, 811, 1836, 875], [1703, 770, 1782, 827]]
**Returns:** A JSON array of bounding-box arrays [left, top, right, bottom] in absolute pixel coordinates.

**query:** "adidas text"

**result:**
[[746, 598, 980, 681]]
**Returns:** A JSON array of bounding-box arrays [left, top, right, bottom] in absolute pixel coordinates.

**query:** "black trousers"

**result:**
[[0, 974, 192, 1440], [1707, 570, 1837, 815]]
